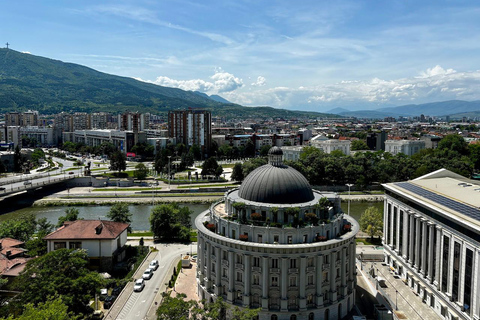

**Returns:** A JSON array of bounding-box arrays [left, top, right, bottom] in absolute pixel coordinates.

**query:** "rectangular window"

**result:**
[[54, 242, 66, 250], [223, 250, 228, 260], [258, 234, 263, 243], [452, 241, 461, 301], [441, 236, 450, 292], [324, 255, 329, 264], [236, 272, 243, 282], [290, 258, 297, 268], [253, 274, 260, 285], [432, 228, 437, 282], [399, 210, 404, 255], [223, 268, 227, 277], [274, 235, 279, 243], [464, 248, 473, 310], [271, 276, 278, 287], [288, 236, 292, 244], [69, 242, 82, 249], [308, 274, 314, 285], [303, 235, 307, 243], [307, 257, 314, 267], [289, 276, 296, 287], [271, 258, 278, 268], [253, 257, 260, 267], [236, 254, 243, 264], [392, 207, 397, 248]]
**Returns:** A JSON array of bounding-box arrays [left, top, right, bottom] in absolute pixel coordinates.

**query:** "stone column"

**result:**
[[349, 242, 355, 282], [341, 247, 347, 297], [447, 235, 454, 298], [434, 226, 442, 288], [408, 213, 415, 264], [227, 251, 234, 302], [396, 208, 401, 253], [299, 256, 307, 310], [427, 224, 435, 282], [421, 220, 428, 275], [197, 238, 204, 279], [261, 257, 269, 310], [215, 247, 222, 295], [415, 216, 421, 270], [206, 243, 212, 291], [281, 258, 288, 311], [316, 254, 324, 306], [437, 229, 444, 291], [244, 254, 251, 306], [330, 251, 337, 302], [383, 200, 388, 244], [389, 208, 394, 247], [402, 210, 409, 259]]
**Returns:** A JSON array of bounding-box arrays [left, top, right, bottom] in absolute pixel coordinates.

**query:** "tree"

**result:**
[[438, 134, 469, 155], [230, 163, 244, 182], [351, 140, 369, 151], [156, 294, 192, 320], [359, 207, 383, 240], [13, 249, 104, 317], [13, 145, 22, 173], [150, 204, 192, 242], [25, 217, 54, 257], [0, 214, 37, 242], [259, 145, 272, 157], [107, 203, 132, 232], [244, 139, 255, 158], [201, 157, 220, 177], [110, 151, 126, 174], [1, 297, 77, 320], [134, 163, 148, 180], [468, 142, 480, 170], [57, 208, 80, 227], [241, 157, 267, 178]]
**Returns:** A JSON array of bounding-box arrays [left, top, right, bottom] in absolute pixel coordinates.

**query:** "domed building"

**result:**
[[196, 147, 359, 320]]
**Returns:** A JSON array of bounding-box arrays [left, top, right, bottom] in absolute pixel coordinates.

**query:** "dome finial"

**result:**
[[268, 146, 283, 167]]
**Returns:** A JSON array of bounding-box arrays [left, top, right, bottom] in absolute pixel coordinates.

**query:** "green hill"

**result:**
[[0, 49, 333, 119]]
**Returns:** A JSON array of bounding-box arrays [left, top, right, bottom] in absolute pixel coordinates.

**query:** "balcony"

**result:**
[[307, 267, 315, 273], [252, 266, 262, 272], [270, 268, 280, 273], [323, 263, 330, 270], [288, 268, 299, 273], [235, 263, 244, 270]]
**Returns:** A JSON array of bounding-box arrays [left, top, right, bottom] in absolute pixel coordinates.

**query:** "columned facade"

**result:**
[[383, 169, 480, 320]]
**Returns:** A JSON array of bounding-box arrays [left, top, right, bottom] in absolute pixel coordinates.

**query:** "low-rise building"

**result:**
[[44, 220, 129, 271], [385, 139, 425, 156]]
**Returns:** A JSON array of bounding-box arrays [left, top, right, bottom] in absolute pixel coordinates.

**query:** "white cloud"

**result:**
[[146, 70, 243, 94], [251, 76, 266, 86]]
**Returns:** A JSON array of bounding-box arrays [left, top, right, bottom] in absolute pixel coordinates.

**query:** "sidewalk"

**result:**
[[172, 261, 199, 301], [363, 261, 442, 320]]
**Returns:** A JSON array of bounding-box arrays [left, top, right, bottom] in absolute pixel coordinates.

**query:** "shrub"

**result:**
[[206, 223, 216, 232], [251, 212, 262, 220], [239, 234, 248, 241], [316, 235, 327, 242]]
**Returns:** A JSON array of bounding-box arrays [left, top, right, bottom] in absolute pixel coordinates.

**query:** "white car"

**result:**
[[142, 268, 154, 280], [149, 260, 159, 271], [133, 279, 145, 292]]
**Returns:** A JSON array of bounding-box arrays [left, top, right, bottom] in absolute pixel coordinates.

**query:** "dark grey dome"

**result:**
[[268, 146, 283, 156], [238, 164, 314, 204]]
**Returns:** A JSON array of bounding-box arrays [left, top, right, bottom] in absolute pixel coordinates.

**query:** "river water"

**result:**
[[0, 201, 383, 232]]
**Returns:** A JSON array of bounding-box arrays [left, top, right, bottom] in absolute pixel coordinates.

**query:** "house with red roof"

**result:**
[[0, 238, 32, 279], [44, 220, 129, 271]]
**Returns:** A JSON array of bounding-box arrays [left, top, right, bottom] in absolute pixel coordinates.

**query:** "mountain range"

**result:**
[[0, 49, 330, 119], [329, 100, 480, 118]]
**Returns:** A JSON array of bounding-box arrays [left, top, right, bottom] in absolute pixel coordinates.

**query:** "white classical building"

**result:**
[[310, 137, 351, 156], [281, 146, 304, 162], [382, 169, 480, 320], [196, 147, 358, 320], [384, 139, 425, 156]]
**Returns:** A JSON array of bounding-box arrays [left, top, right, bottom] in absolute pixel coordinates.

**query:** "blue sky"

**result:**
[[1, 0, 480, 112]]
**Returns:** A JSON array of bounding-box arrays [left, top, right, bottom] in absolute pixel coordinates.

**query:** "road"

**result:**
[[112, 243, 192, 320]]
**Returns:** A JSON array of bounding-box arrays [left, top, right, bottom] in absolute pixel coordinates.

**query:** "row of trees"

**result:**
[[231, 135, 479, 187]]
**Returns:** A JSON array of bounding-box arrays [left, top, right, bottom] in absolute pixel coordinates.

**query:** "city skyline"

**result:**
[[1, 1, 480, 111]]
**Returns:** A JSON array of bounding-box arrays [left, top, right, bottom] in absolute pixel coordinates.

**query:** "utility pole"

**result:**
[[5, 42, 9, 49]]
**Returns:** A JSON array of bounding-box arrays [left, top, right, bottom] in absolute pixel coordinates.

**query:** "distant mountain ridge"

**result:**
[[338, 100, 480, 118], [0, 49, 332, 119]]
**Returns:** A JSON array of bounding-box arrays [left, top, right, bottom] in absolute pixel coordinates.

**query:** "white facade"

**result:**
[[281, 146, 304, 162], [68, 129, 135, 153], [385, 139, 425, 156], [311, 139, 351, 156], [383, 169, 480, 320]]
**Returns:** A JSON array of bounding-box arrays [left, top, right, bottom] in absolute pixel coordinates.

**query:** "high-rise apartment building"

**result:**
[[168, 110, 211, 155], [54, 112, 74, 132], [118, 112, 150, 132], [5, 110, 39, 127], [73, 112, 91, 131], [91, 112, 110, 129]]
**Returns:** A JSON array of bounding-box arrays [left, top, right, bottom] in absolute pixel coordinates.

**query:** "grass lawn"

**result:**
[[64, 167, 83, 171], [177, 183, 239, 189], [338, 190, 385, 195], [93, 187, 162, 192], [128, 231, 154, 237]]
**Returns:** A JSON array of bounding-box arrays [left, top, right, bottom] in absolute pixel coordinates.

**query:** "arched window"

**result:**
[[290, 315, 297, 320], [271, 315, 278, 320], [309, 313, 314, 320]]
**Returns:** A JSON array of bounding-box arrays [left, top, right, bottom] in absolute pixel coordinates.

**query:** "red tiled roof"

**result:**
[[43, 220, 129, 240], [0, 255, 31, 277], [0, 238, 24, 249]]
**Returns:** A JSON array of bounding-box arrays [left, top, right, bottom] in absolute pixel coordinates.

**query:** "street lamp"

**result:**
[[168, 155, 172, 190], [346, 183, 353, 216], [395, 289, 398, 310]]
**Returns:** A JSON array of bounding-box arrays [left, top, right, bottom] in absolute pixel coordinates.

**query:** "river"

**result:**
[[0, 201, 383, 232]]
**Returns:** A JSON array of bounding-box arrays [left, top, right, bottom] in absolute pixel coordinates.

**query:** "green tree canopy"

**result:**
[[110, 151, 126, 174], [230, 163, 244, 182], [0, 214, 37, 243], [13, 249, 104, 317], [107, 203, 132, 232], [201, 157, 221, 177], [1, 297, 77, 320], [57, 208, 80, 227], [359, 207, 383, 240], [150, 204, 192, 242], [351, 140, 369, 151], [134, 163, 149, 180]]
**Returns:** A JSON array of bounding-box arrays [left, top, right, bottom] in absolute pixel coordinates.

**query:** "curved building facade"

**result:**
[[196, 147, 359, 320]]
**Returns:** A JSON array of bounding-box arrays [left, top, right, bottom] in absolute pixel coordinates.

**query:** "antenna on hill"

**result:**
[[5, 42, 9, 49]]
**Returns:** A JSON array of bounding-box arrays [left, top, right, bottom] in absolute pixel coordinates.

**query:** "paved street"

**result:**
[[104, 243, 193, 320]]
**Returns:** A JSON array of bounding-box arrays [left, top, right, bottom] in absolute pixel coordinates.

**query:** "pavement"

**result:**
[[172, 261, 199, 301]]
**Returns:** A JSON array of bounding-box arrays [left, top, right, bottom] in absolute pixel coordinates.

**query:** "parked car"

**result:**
[[0, 187, 5, 191], [103, 295, 116, 309], [112, 286, 123, 296], [133, 278, 145, 292], [69, 171, 74, 175], [23, 181, 32, 185], [142, 268, 154, 280], [149, 260, 159, 271]]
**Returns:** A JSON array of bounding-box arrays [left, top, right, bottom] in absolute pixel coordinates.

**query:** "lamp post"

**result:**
[[346, 183, 353, 216], [395, 289, 398, 310], [168, 155, 172, 190]]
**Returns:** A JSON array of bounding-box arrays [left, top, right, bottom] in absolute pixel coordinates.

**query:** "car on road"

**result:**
[[103, 295, 116, 309], [0, 187, 5, 191], [69, 171, 74, 174], [133, 279, 145, 292], [23, 181, 32, 185], [149, 260, 159, 270], [142, 268, 154, 280]]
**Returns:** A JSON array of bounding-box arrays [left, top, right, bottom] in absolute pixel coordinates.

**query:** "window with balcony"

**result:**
[[236, 272, 243, 282], [272, 258, 278, 268], [236, 254, 243, 264], [290, 259, 297, 268]]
